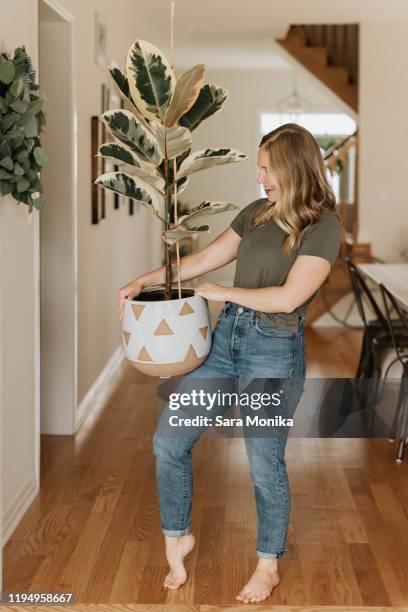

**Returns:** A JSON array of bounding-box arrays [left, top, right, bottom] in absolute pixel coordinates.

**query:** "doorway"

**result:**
[[38, 0, 77, 435]]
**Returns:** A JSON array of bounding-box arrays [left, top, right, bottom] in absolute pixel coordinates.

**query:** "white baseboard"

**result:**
[[3, 473, 39, 546], [75, 345, 126, 433]]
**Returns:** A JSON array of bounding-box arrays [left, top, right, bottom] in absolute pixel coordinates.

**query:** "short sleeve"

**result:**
[[230, 199, 264, 237], [230, 208, 246, 237], [297, 213, 343, 266]]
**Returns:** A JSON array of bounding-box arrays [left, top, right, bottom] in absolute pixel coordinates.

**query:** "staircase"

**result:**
[[276, 24, 359, 112]]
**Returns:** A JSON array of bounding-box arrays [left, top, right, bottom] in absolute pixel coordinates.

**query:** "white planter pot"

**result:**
[[122, 287, 212, 377]]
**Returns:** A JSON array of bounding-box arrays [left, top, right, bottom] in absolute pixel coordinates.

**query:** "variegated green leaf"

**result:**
[[176, 176, 189, 195], [162, 224, 209, 246], [126, 40, 175, 121], [101, 110, 163, 165], [179, 84, 227, 131], [178, 201, 239, 225], [150, 122, 192, 160], [98, 144, 165, 191], [163, 64, 205, 127], [176, 148, 247, 180], [109, 66, 151, 130], [98, 142, 144, 168], [95, 172, 164, 219], [110, 67, 131, 99]]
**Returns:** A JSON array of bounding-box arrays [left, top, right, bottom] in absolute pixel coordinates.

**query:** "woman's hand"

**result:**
[[117, 279, 144, 320], [194, 282, 230, 302]]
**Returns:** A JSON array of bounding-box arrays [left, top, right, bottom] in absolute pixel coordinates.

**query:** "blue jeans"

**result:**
[[152, 301, 306, 559]]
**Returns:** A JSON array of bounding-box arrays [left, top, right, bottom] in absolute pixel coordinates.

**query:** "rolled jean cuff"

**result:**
[[257, 549, 286, 559], [162, 527, 191, 537]]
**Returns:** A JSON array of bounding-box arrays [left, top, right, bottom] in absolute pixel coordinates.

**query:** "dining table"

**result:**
[[357, 262, 408, 312]]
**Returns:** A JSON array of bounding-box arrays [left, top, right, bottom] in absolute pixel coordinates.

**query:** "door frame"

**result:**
[[36, 0, 77, 479]]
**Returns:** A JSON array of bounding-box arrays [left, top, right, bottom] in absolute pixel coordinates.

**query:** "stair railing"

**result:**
[[324, 131, 359, 243]]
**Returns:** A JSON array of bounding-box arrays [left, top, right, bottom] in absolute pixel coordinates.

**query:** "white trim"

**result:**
[[33, 1, 40, 495], [2, 473, 39, 545], [75, 346, 126, 433], [0, 154, 3, 572], [33, 211, 41, 487], [41, 0, 74, 22], [37, 0, 78, 438], [71, 21, 78, 421]]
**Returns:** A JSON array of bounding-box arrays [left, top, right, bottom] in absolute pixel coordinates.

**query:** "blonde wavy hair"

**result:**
[[250, 123, 341, 255]]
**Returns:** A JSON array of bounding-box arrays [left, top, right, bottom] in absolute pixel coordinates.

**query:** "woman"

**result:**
[[118, 123, 343, 603]]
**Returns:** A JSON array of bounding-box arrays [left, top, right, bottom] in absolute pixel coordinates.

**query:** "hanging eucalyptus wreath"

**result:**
[[0, 46, 47, 213]]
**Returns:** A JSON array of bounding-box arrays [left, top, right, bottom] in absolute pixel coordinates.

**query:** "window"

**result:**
[[261, 113, 356, 137]]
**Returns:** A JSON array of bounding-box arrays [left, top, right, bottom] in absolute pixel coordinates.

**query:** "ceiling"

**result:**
[[136, 0, 408, 70]]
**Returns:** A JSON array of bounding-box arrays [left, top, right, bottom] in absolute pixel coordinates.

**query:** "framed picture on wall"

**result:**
[[91, 116, 106, 224], [95, 12, 107, 67], [101, 82, 120, 115], [101, 83, 110, 114]]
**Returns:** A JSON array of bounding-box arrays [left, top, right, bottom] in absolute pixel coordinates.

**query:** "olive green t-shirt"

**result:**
[[230, 198, 342, 332]]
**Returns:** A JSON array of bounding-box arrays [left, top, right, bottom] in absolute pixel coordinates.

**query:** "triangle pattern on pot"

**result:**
[[154, 319, 175, 335], [199, 325, 208, 340], [184, 344, 199, 362], [122, 330, 131, 345], [179, 301, 194, 315], [137, 345, 153, 361], [131, 304, 145, 321]]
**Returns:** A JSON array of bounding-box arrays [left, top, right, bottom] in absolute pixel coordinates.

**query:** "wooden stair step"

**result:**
[[277, 41, 358, 110], [278, 39, 328, 68], [276, 24, 359, 112]]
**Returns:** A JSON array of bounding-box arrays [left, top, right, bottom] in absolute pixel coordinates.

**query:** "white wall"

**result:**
[[39, 13, 76, 434], [0, 0, 39, 580], [180, 68, 345, 284], [359, 22, 408, 261]]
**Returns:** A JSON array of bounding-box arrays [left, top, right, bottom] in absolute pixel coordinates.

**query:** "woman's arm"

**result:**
[[195, 255, 332, 313], [118, 227, 241, 319]]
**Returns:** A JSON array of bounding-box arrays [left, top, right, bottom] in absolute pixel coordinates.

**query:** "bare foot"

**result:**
[[163, 533, 195, 589], [236, 558, 280, 603]]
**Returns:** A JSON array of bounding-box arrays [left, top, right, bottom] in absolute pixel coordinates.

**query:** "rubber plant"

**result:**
[[0, 46, 47, 212], [95, 40, 247, 300]]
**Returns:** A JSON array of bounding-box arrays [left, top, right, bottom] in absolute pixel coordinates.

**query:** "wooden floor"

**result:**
[[3, 326, 408, 607], [1, 605, 407, 612]]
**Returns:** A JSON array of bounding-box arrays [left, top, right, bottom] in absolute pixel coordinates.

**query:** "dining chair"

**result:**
[[345, 259, 408, 431], [345, 259, 405, 380], [379, 283, 408, 462]]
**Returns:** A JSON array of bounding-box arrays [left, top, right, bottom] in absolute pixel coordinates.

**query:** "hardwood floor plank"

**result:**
[[108, 540, 151, 603], [195, 504, 225, 604], [348, 542, 392, 606], [82, 457, 154, 601], [59, 511, 113, 595], [344, 468, 408, 604], [272, 532, 308, 605], [29, 498, 95, 592]]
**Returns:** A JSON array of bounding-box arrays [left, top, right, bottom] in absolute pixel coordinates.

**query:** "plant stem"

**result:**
[[173, 158, 182, 299], [164, 155, 173, 300]]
